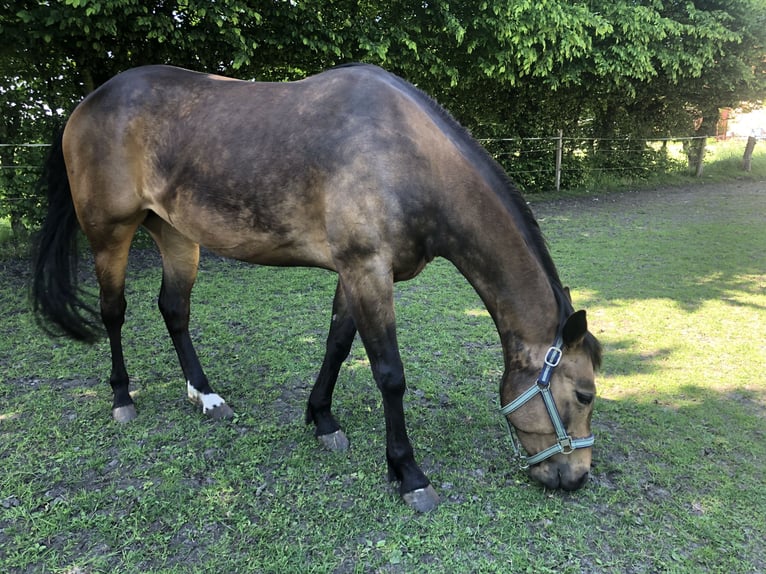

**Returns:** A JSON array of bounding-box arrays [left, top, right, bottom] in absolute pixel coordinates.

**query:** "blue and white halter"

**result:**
[[499, 335, 595, 468]]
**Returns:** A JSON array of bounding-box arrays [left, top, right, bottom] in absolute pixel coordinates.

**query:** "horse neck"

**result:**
[[439, 186, 561, 360]]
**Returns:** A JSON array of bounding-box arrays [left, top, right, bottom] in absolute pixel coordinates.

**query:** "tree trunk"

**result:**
[[686, 138, 707, 177], [81, 68, 96, 94]]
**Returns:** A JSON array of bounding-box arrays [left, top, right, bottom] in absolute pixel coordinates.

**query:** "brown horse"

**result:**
[[31, 64, 601, 512]]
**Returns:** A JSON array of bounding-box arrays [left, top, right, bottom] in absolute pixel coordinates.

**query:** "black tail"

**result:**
[[30, 130, 102, 342]]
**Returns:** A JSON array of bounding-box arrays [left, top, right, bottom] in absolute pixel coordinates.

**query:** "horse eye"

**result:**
[[575, 391, 594, 405]]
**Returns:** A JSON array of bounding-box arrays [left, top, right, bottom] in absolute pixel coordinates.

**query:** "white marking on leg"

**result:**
[[187, 381, 200, 402], [187, 381, 227, 414]]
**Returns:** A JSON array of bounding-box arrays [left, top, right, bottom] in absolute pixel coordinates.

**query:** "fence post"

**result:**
[[555, 129, 563, 192], [743, 136, 757, 172], [694, 137, 707, 177]]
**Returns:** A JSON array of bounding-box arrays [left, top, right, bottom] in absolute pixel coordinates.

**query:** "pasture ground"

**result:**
[[1, 180, 764, 573]]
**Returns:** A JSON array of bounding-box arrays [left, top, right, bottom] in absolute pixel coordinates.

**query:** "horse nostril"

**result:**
[[561, 470, 590, 491]]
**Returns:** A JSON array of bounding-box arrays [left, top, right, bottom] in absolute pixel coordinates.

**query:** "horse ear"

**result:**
[[563, 286, 572, 303], [562, 310, 588, 347]]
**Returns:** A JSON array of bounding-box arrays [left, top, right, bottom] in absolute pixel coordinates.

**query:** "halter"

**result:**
[[499, 335, 595, 468]]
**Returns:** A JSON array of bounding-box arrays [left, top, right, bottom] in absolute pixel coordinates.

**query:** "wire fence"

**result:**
[[0, 144, 50, 225], [479, 134, 720, 192], [0, 134, 758, 213]]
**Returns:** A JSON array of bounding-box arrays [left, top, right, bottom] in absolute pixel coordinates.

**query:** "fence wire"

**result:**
[[0, 135, 754, 203]]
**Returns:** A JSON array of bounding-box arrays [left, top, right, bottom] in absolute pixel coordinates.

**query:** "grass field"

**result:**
[[1, 180, 764, 573]]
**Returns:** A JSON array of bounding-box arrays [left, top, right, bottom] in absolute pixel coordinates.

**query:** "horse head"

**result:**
[[501, 310, 601, 491]]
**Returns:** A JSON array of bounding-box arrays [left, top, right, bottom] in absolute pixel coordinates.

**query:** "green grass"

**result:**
[[0, 218, 10, 242], [704, 136, 766, 178], [0, 218, 31, 260], [1, 181, 765, 573]]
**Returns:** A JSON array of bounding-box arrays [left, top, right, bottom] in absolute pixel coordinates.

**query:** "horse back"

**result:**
[[63, 65, 481, 274]]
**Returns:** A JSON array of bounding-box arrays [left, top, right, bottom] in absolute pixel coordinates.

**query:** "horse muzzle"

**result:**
[[528, 454, 591, 491]]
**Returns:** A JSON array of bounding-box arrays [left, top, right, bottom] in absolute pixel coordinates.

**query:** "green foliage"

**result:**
[[0, 145, 46, 232], [4, 0, 764, 116], [1, 0, 765, 229]]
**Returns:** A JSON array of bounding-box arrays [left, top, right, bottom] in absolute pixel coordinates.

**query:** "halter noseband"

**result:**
[[499, 335, 595, 468]]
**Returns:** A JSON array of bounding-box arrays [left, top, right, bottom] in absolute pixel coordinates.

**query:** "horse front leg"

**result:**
[[145, 217, 233, 419], [306, 280, 356, 451], [338, 262, 439, 513], [374, 347, 439, 513]]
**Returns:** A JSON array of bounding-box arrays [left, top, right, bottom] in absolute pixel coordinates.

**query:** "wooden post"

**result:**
[[743, 136, 757, 172], [555, 129, 563, 192], [694, 137, 706, 177]]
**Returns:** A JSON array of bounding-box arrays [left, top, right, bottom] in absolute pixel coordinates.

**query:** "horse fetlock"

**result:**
[[186, 381, 234, 419]]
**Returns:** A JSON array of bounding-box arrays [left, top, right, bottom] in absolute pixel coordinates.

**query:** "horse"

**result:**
[[31, 64, 601, 512]]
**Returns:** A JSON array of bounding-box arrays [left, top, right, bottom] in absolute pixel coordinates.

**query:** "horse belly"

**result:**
[[213, 232, 336, 269], [151, 195, 335, 269]]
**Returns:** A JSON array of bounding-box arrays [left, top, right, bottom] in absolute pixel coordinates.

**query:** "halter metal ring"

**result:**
[[559, 435, 574, 454]]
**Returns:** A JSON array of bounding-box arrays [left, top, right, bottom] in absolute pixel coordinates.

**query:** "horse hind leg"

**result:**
[[143, 215, 233, 419], [88, 222, 141, 422], [306, 280, 356, 451]]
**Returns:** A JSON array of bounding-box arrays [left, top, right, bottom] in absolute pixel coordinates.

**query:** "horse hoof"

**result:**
[[402, 485, 440, 513], [187, 383, 233, 419], [317, 429, 350, 452], [112, 405, 137, 423], [206, 403, 235, 420]]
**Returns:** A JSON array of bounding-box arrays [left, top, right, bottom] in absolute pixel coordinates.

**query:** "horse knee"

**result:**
[[374, 363, 406, 397]]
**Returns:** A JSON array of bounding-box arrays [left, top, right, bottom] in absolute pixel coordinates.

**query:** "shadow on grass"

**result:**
[[538, 182, 765, 313], [599, 337, 673, 377]]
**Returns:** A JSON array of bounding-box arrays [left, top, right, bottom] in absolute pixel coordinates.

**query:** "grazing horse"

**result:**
[[31, 64, 601, 512]]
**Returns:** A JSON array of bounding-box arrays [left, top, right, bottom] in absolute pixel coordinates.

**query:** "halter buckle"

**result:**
[[544, 345, 563, 368]]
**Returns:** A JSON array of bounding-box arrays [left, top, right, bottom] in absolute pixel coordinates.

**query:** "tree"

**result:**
[[4, 0, 764, 129], [1, 0, 764, 228]]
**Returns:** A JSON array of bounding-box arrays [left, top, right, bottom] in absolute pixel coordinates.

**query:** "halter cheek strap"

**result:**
[[499, 336, 595, 468]]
